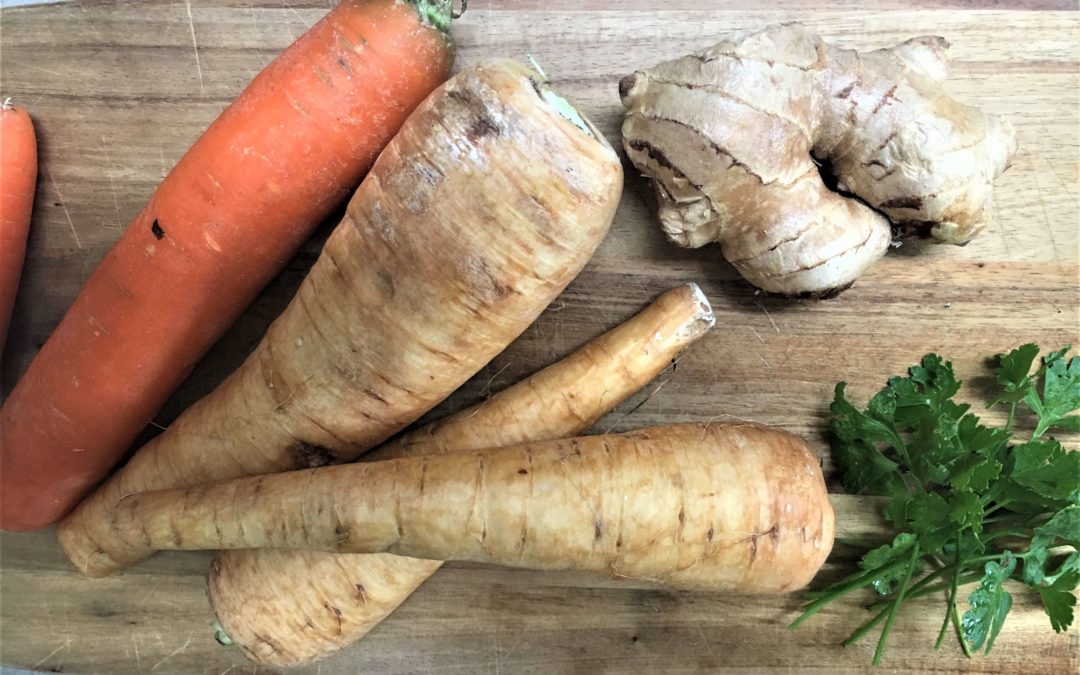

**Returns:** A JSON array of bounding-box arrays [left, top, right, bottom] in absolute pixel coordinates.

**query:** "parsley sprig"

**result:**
[[790, 344, 1079, 665]]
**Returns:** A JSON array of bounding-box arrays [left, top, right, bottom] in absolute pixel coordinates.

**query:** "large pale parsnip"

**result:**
[[621, 23, 1017, 296], [57, 58, 623, 577], [115, 423, 836, 594], [209, 282, 715, 666]]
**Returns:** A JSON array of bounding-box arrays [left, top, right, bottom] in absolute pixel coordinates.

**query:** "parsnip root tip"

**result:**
[[685, 282, 716, 328]]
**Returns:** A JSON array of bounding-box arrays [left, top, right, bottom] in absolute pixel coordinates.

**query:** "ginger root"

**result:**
[[620, 24, 1017, 296]]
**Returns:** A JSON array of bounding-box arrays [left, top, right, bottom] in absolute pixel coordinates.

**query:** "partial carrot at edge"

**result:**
[[0, 98, 37, 361]]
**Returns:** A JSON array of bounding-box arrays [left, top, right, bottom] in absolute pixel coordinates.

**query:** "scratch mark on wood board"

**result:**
[[183, 0, 206, 95], [33, 639, 71, 669], [151, 636, 192, 671], [45, 165, 82, 249]]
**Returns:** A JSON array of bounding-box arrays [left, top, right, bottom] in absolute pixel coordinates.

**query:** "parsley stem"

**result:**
[[866, 572, 985, 614], [982, 509, 1042, 526], [872, 542, 921, 665], [935, 535, 970, 656], [843, 569, 977, 650], [845, 557, 996, 623], [898, 555, 999, 601], [789, 558, 910, 629], [981, 528, 1034, 543], [834, 536, 882, 549], [802, 561, 903, 600], [979, 484, 1003, 506], [981, 506, 1025, 522], [953, 598, 973, 658], [909, 573, 985, 603], [1032, 417, 1051, 440], [909, 563, 953, 593], [1006, 402, 1017, 433], [934, 577, 957, 648], [846, 585, 939, 648], [865, 555, 1000, 613], [843, 607, 888, 647]]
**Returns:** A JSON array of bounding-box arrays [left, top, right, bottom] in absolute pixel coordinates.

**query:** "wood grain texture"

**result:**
[[1, 1, 1077, 673]]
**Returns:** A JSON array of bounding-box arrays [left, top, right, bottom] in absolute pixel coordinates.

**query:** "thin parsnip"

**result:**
[[370, 284, 716, 461], [209, 282, 715, 665], [117, 423, 835, 593], [2, 0, 458, 530], [57, 59, 622, 577]]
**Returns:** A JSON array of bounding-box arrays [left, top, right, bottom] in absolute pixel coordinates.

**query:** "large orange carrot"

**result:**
[[209, 282, 715, 665], [115, 423, 836, 593], [0, 0, 457, 530], [58, 59, 623, 576], [0, 99, 36, 360]]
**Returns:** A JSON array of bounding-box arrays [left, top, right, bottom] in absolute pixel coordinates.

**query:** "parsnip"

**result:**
[[209, 283, 715, 665], [116, 423, 835, 593], [58, 58, 623, 577]]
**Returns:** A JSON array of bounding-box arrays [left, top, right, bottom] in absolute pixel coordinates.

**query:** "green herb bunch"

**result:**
[[791, 344, 1079, 664]]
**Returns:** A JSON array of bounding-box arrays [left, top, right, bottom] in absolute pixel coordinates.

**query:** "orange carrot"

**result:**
[[0, 0, 456, 531], [0, 98, 36, 360]]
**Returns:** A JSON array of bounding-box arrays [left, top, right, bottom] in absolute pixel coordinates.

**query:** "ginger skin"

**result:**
[[621, 24, 1017, 296]]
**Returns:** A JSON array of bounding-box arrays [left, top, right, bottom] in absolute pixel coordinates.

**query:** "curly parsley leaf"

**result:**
[[1036, 571, 1077, 633], [958, 414, 1011, 459], [906, 354, 962, 408], [963, 552, 1016, 654], [991, 343, 1040, 406], [882, 487, 914, 529], [830, 383, 902, 495], [949, 453, 1003, 493], [1026, 528, 1079, 633], [1034, 505, 1080, 548], [1020, 347, 1080, 438], [859, 533, 921, 596], [948, 492, 985, 532], [1050, 415, 1080, 432], [1009, 439, 1080, 504], [1052, 552, 1080, 585], [907, 492, 957, 555]]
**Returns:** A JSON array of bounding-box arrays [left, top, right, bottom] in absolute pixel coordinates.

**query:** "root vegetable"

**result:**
[[209, 282, 715, 666], [0, 98, 36, 359], [620, 23, 1017, 297], [57, 58, 622, 577], [116, 423, 836, 593], [1, 0, 459, 530]]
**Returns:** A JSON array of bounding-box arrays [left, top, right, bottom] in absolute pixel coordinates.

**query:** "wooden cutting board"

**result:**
[[1, 1, 1077, 673]]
